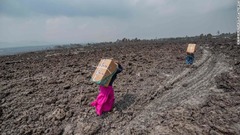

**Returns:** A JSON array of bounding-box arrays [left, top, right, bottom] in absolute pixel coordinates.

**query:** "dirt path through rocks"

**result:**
[[121, 47, 230, 134]]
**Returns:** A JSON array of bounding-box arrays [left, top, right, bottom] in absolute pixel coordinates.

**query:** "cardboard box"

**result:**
[[187, 44, 196, 53], [91, 59, 118, 87]]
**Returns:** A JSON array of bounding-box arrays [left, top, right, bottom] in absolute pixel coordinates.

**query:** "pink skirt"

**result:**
[[90, 86, 115, 115]]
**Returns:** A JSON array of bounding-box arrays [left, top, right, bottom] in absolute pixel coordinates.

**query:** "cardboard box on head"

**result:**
[[187, 44, 196, 53], [91, 59, 118, 87]]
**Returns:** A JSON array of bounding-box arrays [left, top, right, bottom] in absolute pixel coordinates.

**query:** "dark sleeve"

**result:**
[[116, 64, 123, 74], [191, 53, 194, 57], [108, 64, 123, 86]]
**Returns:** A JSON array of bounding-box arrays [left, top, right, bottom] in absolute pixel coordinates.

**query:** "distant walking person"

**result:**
[[186, 52, 194, 65], [91, 60, 123, 116], [186, 43, 196, 65]]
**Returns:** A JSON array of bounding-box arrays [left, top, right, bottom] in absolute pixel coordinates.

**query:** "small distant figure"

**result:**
[[90, 60, 123, 116], [186, 44, 196, 65], [186, 52, 194, 65]]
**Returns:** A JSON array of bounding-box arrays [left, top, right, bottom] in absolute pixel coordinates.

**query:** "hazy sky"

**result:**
[[0, 0, 237, 47]]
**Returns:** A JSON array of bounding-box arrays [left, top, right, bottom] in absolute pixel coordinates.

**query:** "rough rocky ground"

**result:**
[[0, 36, 239, 135]]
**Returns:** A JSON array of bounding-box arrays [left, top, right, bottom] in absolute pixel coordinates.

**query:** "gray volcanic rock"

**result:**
[[0, 35, 239, 134]]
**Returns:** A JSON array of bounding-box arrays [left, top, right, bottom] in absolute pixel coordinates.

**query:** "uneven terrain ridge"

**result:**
[[0, 37, 240, 135]]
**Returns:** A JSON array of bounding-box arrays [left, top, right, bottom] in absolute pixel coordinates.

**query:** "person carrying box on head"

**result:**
[[186, 43, 196, 65], [90, 59, 123, 116]]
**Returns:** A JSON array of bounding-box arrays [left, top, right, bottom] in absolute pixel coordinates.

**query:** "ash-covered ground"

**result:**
[[0, 35, 239, 135]]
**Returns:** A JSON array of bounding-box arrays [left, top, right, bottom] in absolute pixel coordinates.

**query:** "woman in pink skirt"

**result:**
[[90, 62, 123, 116]]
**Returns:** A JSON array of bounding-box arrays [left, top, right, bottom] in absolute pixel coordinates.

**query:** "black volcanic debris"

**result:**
[[0, 34, 239, 134]]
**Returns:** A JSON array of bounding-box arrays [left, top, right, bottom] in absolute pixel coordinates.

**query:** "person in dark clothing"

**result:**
[[90, 61, 123, 116], [186, 52, 195, 65]]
